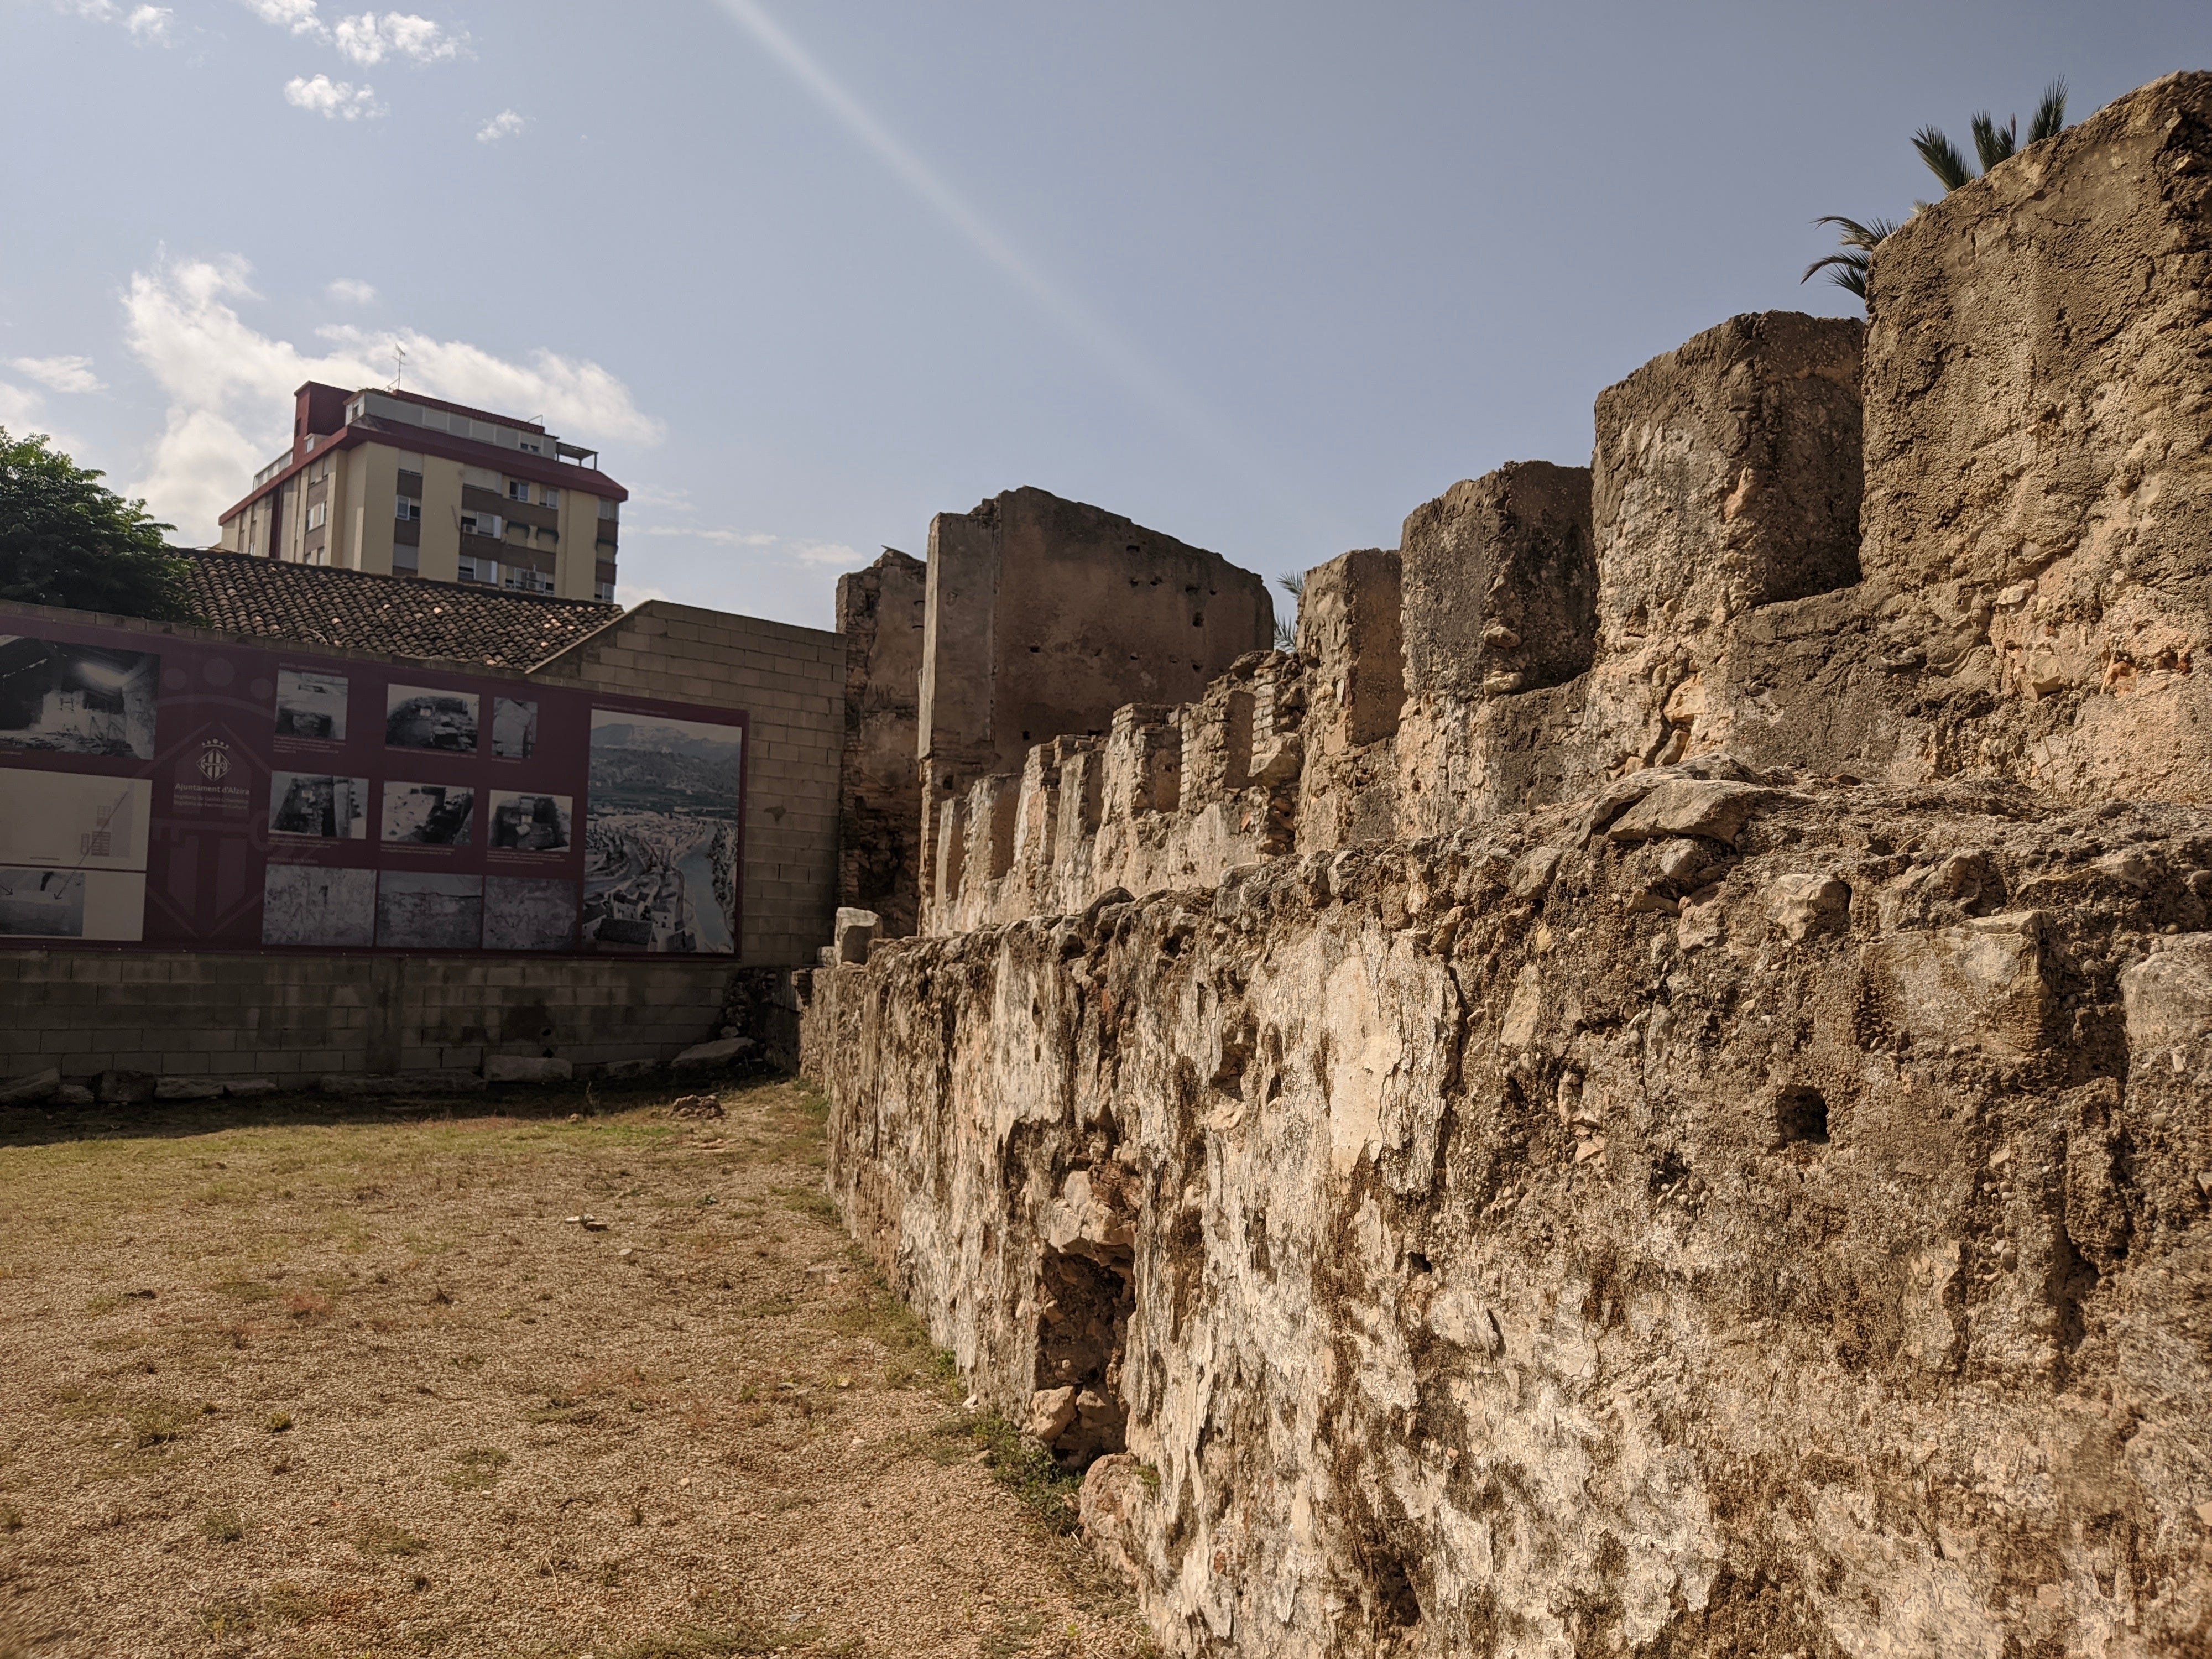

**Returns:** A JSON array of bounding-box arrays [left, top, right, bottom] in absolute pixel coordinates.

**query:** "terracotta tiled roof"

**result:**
[[178, 551, 621, 670]]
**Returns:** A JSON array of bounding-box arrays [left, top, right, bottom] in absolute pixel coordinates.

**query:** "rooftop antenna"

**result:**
[[391, 343, 406, 391]]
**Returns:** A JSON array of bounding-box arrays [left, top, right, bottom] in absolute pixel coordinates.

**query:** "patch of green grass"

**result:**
[[265, 1411, 293, 1433], [213, 1278, 277, 1302], [770, 1184, 839, 1225], [197, 1598, 257, 1637], [442, 1447, 508, 1491], [129, 1406, 189, 1449], [0, 1502, 23, 1532], [201, 1507, 244, 1543], [356, 1519, 427, 1558], [936, 1412, 1086, 1535]]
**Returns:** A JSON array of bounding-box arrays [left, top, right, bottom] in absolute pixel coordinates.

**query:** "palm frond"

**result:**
[[1276, 572, 1305, 598], [1812, 215, 1899, 252], [2030, 78, 2068, 144], [1913, 125, 1975, 192], [1971, 111, 2017, 173], [1800, 252, 1870, 298]]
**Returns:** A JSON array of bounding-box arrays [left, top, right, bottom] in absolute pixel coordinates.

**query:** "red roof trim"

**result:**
[[218, 421, 628, 525]]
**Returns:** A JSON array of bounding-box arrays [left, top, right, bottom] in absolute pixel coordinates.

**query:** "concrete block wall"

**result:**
[[0, 951, 735, 1083], [536, 600, 846, 968]]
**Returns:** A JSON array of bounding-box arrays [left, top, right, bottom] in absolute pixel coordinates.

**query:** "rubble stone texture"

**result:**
[[809, 69, 2212, 1658], [836, 547, 928, 937]]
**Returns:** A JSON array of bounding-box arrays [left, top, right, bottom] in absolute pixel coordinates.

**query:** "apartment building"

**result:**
[[215, 382, 627, 602]]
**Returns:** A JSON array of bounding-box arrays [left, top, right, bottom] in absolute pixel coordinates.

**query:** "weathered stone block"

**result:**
[[1593, 311, 1863, 656], [1401, 461, 1595, 699], [1862, 70, 2212, 803], [0, 1067, 59, 1105]]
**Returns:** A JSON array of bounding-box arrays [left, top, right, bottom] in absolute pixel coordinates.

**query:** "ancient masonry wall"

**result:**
[[809, 72, 2212, 1658], [833, 549, 928, 937]]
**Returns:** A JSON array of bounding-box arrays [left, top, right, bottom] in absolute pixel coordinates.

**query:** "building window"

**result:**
[[507, 478, 530, 502], [595, 580, 617, 603], [458, 556, 499, 585], [503, 567, 554, 594], [306, 502, 327, 530], [395, 493, 421, 521], [460, 512, 502, 539], [540, 486, 559, 507], [597, 498, 616, 521]]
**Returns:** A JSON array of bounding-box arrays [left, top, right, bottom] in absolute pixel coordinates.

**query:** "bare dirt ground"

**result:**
[[0, 1076, 1152, 1659]]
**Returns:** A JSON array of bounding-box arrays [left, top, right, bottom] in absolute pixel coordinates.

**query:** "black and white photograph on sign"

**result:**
[[0, 867, 85, 937], [492, 697, 538, 760], [489, 791, 571, 852], [581, 709, 743, 953], [1, 867, 147, 940], [482, 876, 577, 951], [376, 871, 484, 950], [274, 667, 348, 740], [0, 773, 152, 872], [260, 865, 375, 947], [385, 684, 479, 752], [0, 635, 159, 759], [269, 773, 368, 839], [381, 782, 474, 846]]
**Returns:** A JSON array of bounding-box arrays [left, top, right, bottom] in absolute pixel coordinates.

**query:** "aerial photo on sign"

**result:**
[[580, 709, 743, 953]]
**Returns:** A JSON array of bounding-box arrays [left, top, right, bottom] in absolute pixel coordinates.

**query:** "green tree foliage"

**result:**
[[0, 427, 199, 622], [1804, 80, 2068, 301]]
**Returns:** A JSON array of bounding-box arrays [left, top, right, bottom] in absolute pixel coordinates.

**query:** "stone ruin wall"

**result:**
[[805, 72, 2212, 1657]]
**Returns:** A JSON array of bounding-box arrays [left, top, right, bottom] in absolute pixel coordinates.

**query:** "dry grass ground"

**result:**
[[0, 1077, 1152, 1659]]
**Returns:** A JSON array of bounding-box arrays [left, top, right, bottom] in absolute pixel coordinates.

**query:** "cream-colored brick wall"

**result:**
[[535, 602, 846, 968]]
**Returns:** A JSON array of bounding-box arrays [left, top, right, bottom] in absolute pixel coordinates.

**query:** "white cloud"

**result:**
[[66, 1, 172, 41], [317, 324, 664, 446], [9, 356, 107, 394], [245, 0, 327, 35], [0, 380, 87, 458], [333, 11, 461, 66], [626, 524, 861, 570], [614, 582, 671, 608], [326, 277, 377, 305], [476, 108, 525, 143], [121, 255, 663, 539], [0, 382, 47, 430], [285, 73, 383, 119], [786, 540, 863, 568], [632, 525, 779, 547]]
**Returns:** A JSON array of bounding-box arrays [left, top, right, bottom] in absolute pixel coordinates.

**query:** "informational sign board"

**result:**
[[0, 618, 746, 954]]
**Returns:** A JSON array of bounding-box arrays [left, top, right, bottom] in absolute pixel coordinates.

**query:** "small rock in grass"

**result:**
[[670, 1094, 725, 1119]]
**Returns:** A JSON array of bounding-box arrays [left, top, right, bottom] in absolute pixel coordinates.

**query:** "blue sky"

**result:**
[[6, 1, 2209, 628]]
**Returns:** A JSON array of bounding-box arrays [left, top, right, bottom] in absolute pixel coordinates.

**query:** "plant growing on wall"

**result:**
[[0, 428, 199, 623], [1803, 80, 2068, 300], [1274, 571, 1303, 651]]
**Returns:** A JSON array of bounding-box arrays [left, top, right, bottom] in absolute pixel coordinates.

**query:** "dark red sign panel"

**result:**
[[0, 616, 746, 955]]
